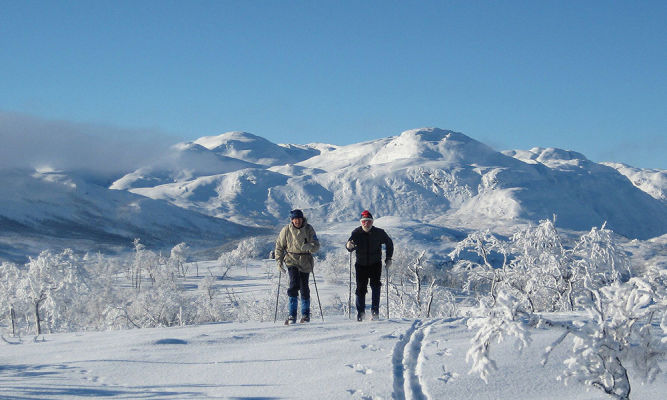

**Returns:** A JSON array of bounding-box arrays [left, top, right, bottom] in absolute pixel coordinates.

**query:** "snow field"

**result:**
[[4, 255, 665, 399], [6, 313, 665, 399]]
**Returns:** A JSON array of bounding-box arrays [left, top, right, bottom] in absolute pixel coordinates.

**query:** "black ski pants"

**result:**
[[355, 261, 382, 313], [287, 266, 310, 300]]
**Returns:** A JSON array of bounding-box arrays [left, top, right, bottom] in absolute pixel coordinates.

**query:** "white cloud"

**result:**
[[0, 111, 172, 174]]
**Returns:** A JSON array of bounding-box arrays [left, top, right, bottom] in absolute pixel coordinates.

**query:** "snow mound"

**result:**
[[194, 131, 320, 166], [370, 128, 501, 166], [602, 162, 666, 202]]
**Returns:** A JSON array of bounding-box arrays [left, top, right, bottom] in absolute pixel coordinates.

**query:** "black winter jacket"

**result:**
[[347, 226, 393, 266]]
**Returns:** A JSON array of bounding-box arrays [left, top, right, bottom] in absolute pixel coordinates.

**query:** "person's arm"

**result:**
[[275, 227, 287, 266], [306, 226, 320, 253], [346, 231, 357, 252], [384, 231, 394, 261]]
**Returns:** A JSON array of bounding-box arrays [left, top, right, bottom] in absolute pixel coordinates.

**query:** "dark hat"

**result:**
[[289, 209, 304, 219], [360, 210, 373, 221]]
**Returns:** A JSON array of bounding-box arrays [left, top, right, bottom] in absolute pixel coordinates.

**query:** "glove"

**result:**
[[277, 262, 286, 273], [385, 259, 393, 270], [303, 242, 316, 252], [346, 240, 356, 250]]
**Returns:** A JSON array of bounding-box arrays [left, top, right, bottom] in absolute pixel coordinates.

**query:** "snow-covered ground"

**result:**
[[3, 258, 666, 400]]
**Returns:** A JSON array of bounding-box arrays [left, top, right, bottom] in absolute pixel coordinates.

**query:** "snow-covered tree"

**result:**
[[572, 223, 631, 288], [18, 249, 91, 334], [0, 261, 27, 335], [449, 229, 511, 304], [386, 246, 457, 319], [463, 222, 666, 400], [557, 278, 664, 399], [169, 242, 189, 277], [318, 249, 352, 285], [466, 289, 531, 383]]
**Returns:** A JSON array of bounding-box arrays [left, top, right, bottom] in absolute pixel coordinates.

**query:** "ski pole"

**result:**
[[274, 268, 282, 323], [385, 265, 389, 319], [312, 271, 324, 322], [348, 251, 352, 319]]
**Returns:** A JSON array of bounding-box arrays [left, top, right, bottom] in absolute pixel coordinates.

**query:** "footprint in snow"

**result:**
[[81, 369, 101, 383], [360, 344, 383, 352], [437, 348, 452, 357], [154, 338, 188, 345], [346, 363, 373, 375], [432, 339, 452, 356], [346, 389, 376, 400], [438, 365, 459, 383], [380, 329, 403, 340]]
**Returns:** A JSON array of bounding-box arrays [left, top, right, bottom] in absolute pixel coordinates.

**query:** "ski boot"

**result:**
[[300, 298, 310, 323]]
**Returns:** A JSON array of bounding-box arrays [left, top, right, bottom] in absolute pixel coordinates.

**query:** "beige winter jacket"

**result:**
[[275, 219, 320, 273]]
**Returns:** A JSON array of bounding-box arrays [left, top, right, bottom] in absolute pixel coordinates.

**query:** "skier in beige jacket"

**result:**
[[275, 209, 320, 324]]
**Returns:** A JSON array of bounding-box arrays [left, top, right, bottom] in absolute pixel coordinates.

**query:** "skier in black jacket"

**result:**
[[346, 210, 393, 321]]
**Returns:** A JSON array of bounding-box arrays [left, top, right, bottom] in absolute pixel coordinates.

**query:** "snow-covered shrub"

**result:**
[[120, 272, 187, 328], [449, 229, 511, 303], [130, 238, 161, 290], [466, 289, 531, 383], [318, 249, 352, 284], [572, 223, 631, 288], [0, 261, 27, 335], [451, 220, 631, 314], [80, 252, 125, 331], [169, 242, 189, 277], [20, 249, 92, 334], [220, 237, 270, 275], [506, 219, 571, 311], [540, 277, 665, 400], [387, 246, 458, 318], [192, 275, 226, 323], [460, 221, 667, 399]]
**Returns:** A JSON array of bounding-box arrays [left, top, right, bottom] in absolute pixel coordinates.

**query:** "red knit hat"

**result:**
[[360, 210, 373, 221]]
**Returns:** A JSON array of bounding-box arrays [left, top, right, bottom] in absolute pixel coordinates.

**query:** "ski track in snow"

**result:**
[[392, 319, 437, 400]]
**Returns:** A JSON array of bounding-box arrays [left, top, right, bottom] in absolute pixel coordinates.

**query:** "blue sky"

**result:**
[[1, 1, 665, 169]]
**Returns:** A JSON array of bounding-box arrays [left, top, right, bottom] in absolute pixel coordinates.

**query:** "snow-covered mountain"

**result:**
[[109, 141, 260, 190], [600, 161, 666, 203], [193, 131, 326, 167], [113, 128, 667, 239], [2, 127, 665, 262], [0, 167, 261, 262]]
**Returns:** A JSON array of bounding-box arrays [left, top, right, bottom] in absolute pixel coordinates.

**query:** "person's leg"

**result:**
[[299, 271, 311, 321], [355, 264, 370, 320], [286, 267, 300, 322], [369, 262, 382, 318]]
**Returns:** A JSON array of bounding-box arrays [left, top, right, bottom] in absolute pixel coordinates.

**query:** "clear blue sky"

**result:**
[[1, 1, 665, 169]]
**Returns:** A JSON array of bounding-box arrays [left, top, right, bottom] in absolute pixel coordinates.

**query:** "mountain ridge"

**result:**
[[111, 128, 666, 237], [1, 127, 665, 261]]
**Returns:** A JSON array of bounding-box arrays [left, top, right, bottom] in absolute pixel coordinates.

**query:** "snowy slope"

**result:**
[[601, 161, 666, 203], [109, 142, 258, 190], [4, 258, 666, 400], [0, 168, 262, 262], [117, 128, 667, 240]]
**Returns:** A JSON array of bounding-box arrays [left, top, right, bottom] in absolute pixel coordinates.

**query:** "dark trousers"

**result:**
[[355, 262, 382, 314], [287, 266, 310, 300]]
